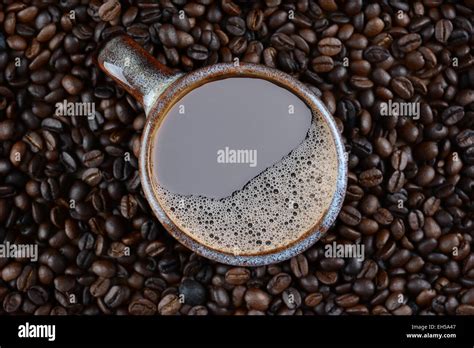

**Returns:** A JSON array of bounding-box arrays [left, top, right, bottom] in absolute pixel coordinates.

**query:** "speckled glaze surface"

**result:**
[[98, 35, 347, 266]]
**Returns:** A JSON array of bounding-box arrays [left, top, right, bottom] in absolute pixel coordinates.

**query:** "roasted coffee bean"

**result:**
[[390, 150, 408, 171], [282, 287, 302, 309], [225, 268, 251, 285], [435, 19, 453, 43], [267, 273, 291, 295], [335, 293, 360, 308], [290, 254, 309, 278], [179, 279, 207, 305], [82, 150, 104, 168], [318, 38, 342, 56], [364, 46, 390, 63], [339, 206, 362, 226], [104, 285, 130, 309], [128, 298, 156, 315], [16, 265, 38, 292], [91, 260, 116, 278], [441, 106, 464, 126], [397, 33, 422, 52], [226, 16, 246, 36], [312, 56, 334, 73], [157, 294, 181, 315], [360, 168, 383, 187], [90, 278, 111, 298], [99, 0, 121, 22], [353, 279, 375, 300], [62, 74, 84, 95], [158, 24, 178, 47], [270, 33, 295, 51], [210, 286, 230, 307], [27, 286, 49, 306], [245, 288, 271, 311], [3, 292, 22, 313], [247, 9, 264, 32], [387, 171, 405, 193], [105, 215, 127, 241], [187, 44, 208, 60], [391, 76, 414, 99]]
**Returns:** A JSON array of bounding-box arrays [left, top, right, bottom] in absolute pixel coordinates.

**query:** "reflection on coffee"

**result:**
[[151, 77, 338, 255]]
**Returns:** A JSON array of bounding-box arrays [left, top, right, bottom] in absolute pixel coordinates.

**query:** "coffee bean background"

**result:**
[[0, 0, 474, 316]]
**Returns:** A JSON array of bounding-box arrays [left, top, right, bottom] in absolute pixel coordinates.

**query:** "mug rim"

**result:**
[[140, 62, 347, 266]]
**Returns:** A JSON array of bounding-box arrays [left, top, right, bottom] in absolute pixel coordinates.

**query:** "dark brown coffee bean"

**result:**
[[414, 142, 438, 161], [267, 273, 291, 295], [99, 0, 121, 22], [226, 16, 246, 36], [339, 205, 362, 226], [270, 33, 295, 51], [335, 293, 360, 308], [128, 298, 156, 315], [305, 293, 323, 307], [62, 74, 84, 95], [120, 194, 137, 219], [27, 286, 49, 306], [221, 0, 241, 16], [290, 254, 308, 278], [387, 171, 405, 193], [263, 47, 277, 68], [158, 24, 178, 47], [316, 271, 338, 285], [318, 38, 342, 56], [441, 106, 464, 126], [82, 168, 102, 186], [456, 130, 474, 149], [391, 76, 414, 99], [2, 262, 22, 282], [282, 287, 302, 309], [92, 260, 116, 278], [245, 288, 271, 311], [435, 19, 453, 43], [17, 6, 39, 23], [360, 168, 383, 187], [390, 150, 408, 171], [105, 215, 127, 241], [7, 35, 27, 51], [187, 44, 208, 60], [364, 46, 390, 63], [225, 268, 250, 285], [0, 120, 15, 140], [457, 304, 474, 315], [397, 33, 422, 53], [353, 279, 375, 300], [312, 56, 334, 73], [439, 234, 460, 255], [247, 9, 264, 32], [3, 292, 22, 313], [17, 265, 37, 292], [104, 285, 130, 309], [82, 150, 104, 168], [90, 278, 111, 298]]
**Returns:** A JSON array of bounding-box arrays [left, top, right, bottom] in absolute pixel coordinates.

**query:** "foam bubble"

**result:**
[[154, 110, 339, 256]]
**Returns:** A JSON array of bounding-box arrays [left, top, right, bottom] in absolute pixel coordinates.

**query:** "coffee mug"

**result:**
[[96, 35, 347, 266]]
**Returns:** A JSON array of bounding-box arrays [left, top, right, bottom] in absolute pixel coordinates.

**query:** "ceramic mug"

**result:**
[[96, 35, 347, 266]]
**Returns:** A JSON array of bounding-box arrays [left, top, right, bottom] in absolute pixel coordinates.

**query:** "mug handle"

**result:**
[[96, 35, 183, 114]]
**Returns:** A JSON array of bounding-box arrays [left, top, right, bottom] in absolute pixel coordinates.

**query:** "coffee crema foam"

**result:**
[[155, 113, 338, 255]]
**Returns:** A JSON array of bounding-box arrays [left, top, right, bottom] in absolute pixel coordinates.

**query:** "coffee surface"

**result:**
[[151, 77, 338, 255]]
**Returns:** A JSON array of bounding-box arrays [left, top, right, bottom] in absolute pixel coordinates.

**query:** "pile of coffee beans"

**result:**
[[0, 0, 473, 316]]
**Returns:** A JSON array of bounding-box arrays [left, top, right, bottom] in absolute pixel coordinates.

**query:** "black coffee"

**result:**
[[151, 77, 338, 255]]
